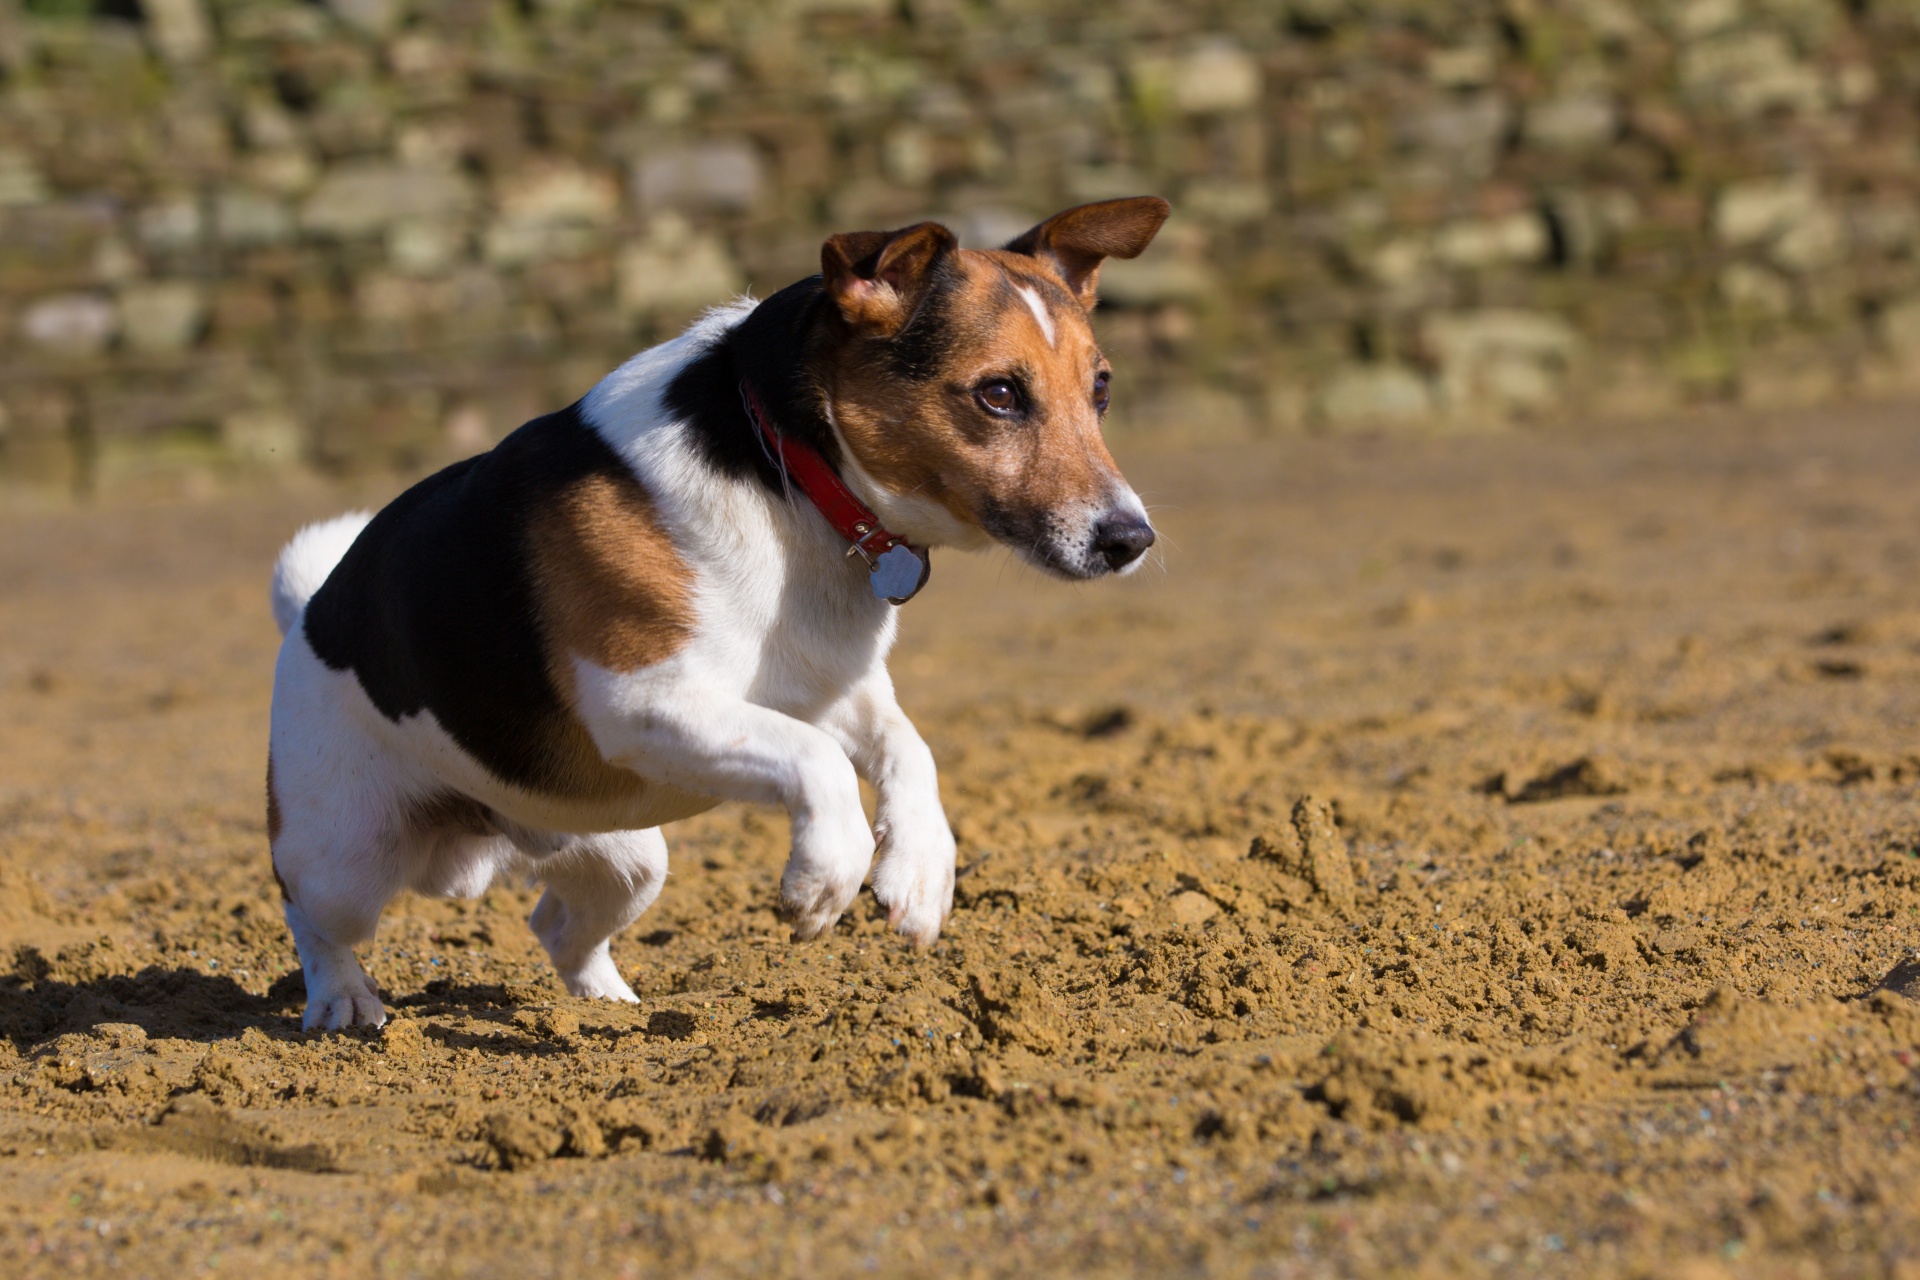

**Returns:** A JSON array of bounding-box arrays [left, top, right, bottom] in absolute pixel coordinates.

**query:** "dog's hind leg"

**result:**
[[268, 650, 417, 1031], [523, 827, 667, 1001], [283, 900, 389, 1030], [272, 792, 407, 1030]]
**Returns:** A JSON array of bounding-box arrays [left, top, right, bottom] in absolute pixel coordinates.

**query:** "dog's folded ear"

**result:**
[[822, 221, 960, 337], [1003, 197, 1171, 310]]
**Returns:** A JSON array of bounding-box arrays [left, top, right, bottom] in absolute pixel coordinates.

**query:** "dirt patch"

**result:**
[[3, 406, 1920, 1276]]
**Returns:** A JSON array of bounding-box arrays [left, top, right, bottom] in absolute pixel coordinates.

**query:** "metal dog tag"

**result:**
[[870, 543, 931, 605]]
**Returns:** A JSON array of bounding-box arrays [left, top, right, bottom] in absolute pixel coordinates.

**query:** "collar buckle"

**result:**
[[844, 523, 892, 565]]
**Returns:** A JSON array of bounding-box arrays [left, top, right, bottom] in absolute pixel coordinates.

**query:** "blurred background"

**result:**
[[0, 0, 1917, 494]]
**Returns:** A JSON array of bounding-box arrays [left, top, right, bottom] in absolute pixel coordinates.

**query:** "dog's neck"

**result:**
[[665, 278, 847, 499]]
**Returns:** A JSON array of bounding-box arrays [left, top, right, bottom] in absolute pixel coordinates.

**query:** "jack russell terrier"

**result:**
[[265, 197, 1170, 1030]]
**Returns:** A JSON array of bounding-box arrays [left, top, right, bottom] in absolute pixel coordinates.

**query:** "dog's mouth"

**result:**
[[980, 499, 1156, 580]]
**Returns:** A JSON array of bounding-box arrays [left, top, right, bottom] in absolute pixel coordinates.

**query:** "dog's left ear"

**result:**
[[1003, 197, 1171, 310], [822, 221, 960, 337]]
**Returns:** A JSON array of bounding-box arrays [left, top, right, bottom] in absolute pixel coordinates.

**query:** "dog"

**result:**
[[265, 196, 1170, 1030]]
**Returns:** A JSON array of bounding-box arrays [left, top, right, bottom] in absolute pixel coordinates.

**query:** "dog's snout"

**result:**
[[1092, 512, 1155, 571]]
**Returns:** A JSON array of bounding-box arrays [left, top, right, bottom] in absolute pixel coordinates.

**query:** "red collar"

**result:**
[[739, 381, 930, 604]]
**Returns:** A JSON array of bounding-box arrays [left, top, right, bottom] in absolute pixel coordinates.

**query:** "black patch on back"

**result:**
[[302, 403, 629, 797]]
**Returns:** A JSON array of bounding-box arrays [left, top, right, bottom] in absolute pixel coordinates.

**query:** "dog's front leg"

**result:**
[[822, 672, 955, 949], [583, 679, 875, 940]]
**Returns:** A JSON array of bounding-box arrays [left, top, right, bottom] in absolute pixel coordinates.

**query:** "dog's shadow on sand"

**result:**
[[1, 959, 300, 1050], [2, 954, 557, 1053]]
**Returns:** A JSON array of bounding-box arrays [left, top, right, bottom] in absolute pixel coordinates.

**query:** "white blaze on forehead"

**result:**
[[1013, 283, 1056, 348]]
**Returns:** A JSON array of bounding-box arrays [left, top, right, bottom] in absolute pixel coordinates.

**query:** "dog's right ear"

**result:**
[[1003, 197, 1170, 310], [822, 221, 958, 337]]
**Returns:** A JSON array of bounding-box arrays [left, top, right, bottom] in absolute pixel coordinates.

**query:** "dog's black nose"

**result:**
[[1092, 513, 1155, 570]]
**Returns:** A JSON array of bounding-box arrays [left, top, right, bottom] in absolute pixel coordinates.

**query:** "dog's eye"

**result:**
[[1093, 370, 1111, 413], [975, 380, 1020, 416]]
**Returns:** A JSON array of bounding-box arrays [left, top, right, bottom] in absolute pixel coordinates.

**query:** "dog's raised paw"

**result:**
[[779, 895, 846, 942], [889, 901, 945, 950], [778, 867, 862, 942], [872, 862, 952, 950], [779, 817, 871, 941]]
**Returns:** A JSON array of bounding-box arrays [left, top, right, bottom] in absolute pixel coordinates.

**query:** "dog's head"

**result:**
[[815, 197, 1169, 579]]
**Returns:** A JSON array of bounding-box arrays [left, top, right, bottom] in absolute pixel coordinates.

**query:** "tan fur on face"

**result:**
[[524, 471, 694, 799], [823, 249, 1125, 535]]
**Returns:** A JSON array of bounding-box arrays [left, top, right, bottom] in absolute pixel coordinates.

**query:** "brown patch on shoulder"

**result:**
[[528, 469, 695, 686], [509, 466, 695, 804]]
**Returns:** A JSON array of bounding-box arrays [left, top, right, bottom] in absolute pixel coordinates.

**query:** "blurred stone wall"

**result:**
[[2, 0, 1919, 489]]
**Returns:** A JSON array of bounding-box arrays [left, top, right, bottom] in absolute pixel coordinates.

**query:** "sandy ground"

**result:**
[[2, 405, 1920, 1279]]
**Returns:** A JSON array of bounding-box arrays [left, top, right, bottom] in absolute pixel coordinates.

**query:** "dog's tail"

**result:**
[[270, 512, 372, 636]]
